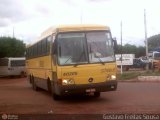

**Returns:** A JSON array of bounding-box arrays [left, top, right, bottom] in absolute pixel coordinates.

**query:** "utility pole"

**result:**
[[13, 27, 15, 38], [120, 21, 123, 74], [80, 9, 83, 24], [144, 9, 149, 71]]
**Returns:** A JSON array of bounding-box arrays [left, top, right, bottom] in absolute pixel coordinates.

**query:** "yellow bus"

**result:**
[[26, 25, 117, 100]]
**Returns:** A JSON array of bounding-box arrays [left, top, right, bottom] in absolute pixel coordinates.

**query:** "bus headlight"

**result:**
[[62, 79, 68, 85], [111, 75, 116, 80], [62, 79, 74, 85]]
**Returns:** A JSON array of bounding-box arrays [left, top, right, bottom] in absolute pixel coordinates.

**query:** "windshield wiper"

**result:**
[[64, 56, 72, 64], [74, 51, 85, 67], [89, 44, 105, 65], [95, 54, 105, 65]]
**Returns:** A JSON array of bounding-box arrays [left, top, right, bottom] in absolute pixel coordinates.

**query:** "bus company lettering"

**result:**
[[101, 68, 116, 73], [63, 72, 78, 76]]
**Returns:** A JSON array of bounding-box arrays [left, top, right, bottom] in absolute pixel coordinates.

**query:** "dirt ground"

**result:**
[[0, 77, 160, 115]]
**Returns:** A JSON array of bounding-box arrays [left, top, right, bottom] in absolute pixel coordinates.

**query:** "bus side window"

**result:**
[[113, 38, 117, 51]]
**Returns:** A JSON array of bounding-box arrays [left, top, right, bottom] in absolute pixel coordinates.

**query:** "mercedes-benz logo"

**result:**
[[88, 77, 94, 83]]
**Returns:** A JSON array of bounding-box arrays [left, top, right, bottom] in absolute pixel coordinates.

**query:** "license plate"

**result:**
[[86, 88, 96, 92]]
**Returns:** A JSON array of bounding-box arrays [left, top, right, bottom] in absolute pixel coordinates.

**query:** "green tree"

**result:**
[[148, 34, 160, 50], [115, 43, 145, 57], [115, 44, 121, 54], [122, 44, 137, 55], [136, 46, 145, 57], [0, 37, 26, 58]]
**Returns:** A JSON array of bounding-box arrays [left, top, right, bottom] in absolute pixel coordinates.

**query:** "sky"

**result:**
[[0, 0, 160, 46]]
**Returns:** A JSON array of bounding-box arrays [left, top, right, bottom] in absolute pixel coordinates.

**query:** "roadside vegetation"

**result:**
[[115, 44, 145, 58], [0, 37, 25, 58], [117, 70, 160, 80]]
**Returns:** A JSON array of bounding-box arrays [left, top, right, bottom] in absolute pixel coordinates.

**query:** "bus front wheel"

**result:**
[[94, 92, 100, 97], [50, 82, 61, 100], [32, 77, 39, 91], [53, 93, 61, 100], [20, 71, 26, 78]]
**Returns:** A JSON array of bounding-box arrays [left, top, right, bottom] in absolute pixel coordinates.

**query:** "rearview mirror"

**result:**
[[113, 37, 117, 51]]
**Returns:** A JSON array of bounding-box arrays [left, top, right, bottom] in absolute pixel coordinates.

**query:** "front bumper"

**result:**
[[58, 80, 117, 95]]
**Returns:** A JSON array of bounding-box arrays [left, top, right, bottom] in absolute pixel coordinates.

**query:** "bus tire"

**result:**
[[32, 77, 39, 91], [51, 82, 61, 100], [94, 92, 100, 97], [29, 75, 32, 84], [47, 78, 52, 93], [53, 93, 61, 100], [20, 71, 26, 78]]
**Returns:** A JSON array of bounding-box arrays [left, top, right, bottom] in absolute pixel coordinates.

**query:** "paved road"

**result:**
[[0, 77, 160, 114]]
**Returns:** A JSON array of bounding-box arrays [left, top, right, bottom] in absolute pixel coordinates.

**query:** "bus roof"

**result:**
[[27, 24, 110, 48], [57, 24, 110, 32], [40, 24, 110, 40]]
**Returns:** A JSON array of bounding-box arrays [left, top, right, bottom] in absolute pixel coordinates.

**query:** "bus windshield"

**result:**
[[57, 31, 115, 65]]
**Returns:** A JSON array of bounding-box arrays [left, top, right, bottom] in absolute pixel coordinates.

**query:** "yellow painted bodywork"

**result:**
[[57, 63, 117, 85], [27, 55, 117, 85], [26, 24, 116, 86], [26, 56, 53, 80]]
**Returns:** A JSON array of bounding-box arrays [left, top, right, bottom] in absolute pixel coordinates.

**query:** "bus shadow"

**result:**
[[34, 88, 111, 103], [0, 76, 24, 79], [58, 94, 111, 104]]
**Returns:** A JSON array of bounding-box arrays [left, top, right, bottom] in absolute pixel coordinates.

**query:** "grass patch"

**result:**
[[117, 70, 160, 80], [117, 72, 140, 80], [141, 71, 160, 76]]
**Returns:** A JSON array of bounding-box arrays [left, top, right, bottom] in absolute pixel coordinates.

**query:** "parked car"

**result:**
[[140, 56, 149, 63], [132, 58, 146, 69]]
